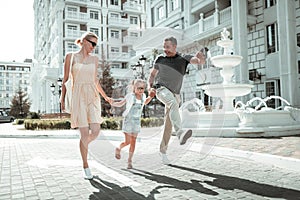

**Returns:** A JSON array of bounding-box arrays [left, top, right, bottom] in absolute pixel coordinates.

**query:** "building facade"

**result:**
[[145, 0, 300, 108], [32, 0, 146, 113], [0, 60, 32, 111], [32, 0, 300, 114]]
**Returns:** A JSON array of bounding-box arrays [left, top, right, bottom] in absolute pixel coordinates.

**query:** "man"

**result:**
[[148, 36, 206, 165]]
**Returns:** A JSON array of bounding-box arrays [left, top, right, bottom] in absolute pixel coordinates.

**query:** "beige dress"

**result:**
[[70, 58, 102, 128]]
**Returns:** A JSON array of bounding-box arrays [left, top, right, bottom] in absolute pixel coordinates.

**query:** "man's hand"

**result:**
[[148, 88, 156, 98], [196, 48, 207, 65]]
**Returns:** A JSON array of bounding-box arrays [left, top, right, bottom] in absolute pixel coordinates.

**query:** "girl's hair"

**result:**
[[128, 79, 146, 93], [75, 32, 98, 47]]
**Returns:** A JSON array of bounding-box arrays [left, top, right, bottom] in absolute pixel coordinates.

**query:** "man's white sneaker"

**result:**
[[179, 129, 192, 145], [160, 153, 170, 165], [83, 168, 93, 180]]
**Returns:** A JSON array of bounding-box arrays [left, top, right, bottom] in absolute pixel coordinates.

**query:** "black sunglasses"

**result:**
[[86, 39, 97, 47], [137, 87, 145, 90]]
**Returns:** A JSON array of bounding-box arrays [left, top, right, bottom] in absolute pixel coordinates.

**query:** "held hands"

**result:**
[[105, 97, 114, 105]]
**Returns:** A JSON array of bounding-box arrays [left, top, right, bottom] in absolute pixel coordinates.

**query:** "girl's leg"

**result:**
[[127, 135, 137, 169], [115, 132, 130, 159]]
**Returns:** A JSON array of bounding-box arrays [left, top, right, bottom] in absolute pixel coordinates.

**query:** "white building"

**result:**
[[144, 0, 300, 108], [32, 0, 300, 113], [32, 0, 146, 113], [0, 60, 32, 111]]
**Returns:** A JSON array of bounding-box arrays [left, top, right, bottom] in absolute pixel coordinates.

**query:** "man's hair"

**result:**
[[164, 36, 177, 46]]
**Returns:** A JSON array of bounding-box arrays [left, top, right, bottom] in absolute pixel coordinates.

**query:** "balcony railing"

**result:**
[[108, 52, 131, 61], [108, 18, 130, 27], [185, 7, 232, 39], [65, 11, 87, 21], [123, 1, 143, 13]]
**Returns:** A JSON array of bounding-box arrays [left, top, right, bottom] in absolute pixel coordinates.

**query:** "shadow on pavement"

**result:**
[[89, 176, 154, 200], [126, 168, 219, 197], [169, 164, 300, 200]]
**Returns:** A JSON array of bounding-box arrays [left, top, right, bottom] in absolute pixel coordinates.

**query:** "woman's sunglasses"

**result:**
[[86, 39, 97, 47]]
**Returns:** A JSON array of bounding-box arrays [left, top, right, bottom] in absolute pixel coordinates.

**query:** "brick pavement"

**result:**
[[0, 123, 300, 199]]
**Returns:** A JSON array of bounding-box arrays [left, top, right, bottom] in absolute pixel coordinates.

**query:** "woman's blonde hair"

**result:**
[[128, 79, 146, 93], [75, 32, 98, 47]]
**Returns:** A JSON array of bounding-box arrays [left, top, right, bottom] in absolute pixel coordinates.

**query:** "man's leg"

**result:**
[[160, 106, 172, 154], [156, 87, 181, 132]]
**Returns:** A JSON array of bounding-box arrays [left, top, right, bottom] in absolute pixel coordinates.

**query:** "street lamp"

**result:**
[[50, 78, 63, 118], [131, 55, 147, 80]]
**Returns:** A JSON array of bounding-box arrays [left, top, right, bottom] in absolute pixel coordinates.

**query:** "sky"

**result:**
[[0, 0, 34, 62]]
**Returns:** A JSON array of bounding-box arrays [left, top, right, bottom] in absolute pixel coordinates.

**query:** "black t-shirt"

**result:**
[[154, 53, 193, 94]]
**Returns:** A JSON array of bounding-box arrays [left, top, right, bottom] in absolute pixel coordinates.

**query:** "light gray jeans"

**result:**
[[156, 87, 182, 154]]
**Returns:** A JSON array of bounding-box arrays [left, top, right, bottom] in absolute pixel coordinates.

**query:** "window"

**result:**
[[110, 0, 118, 6], [111, 47, 119, 52], [111, 30, 119, 39], [90, 0, 98, 2], [171, 0, 179, 11], [297, 33, 300, 47], [0, 65, 4, 70], [130, 32, 138, 37], [130, 16, 138, 24], [266, 23, 278, 54], [158, 6, 164, 20], [265, 0, 276, 8], [90, 10, 99, 20], [90, 28, 99, 36], [67, 42, 77, 52], [298, 60, 300, 74], [110, 13, 118, 18], [265, 80, 280, 108]]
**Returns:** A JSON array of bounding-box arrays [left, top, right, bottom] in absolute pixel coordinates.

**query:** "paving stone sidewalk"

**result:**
[[0, 123, 300, 199]]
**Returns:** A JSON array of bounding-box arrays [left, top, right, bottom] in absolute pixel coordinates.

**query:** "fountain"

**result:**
[[181, 28, 300, 137]]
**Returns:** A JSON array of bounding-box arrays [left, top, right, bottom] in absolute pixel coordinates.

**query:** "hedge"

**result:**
[[23, 117, 164, 130]]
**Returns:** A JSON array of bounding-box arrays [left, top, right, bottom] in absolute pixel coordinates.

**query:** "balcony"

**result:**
[[65, 11, 88, 22], [123, 1, 143, 14], [65, 0, 87, 5], [108, 52, 131, 62], [185, 6, 256, 41], [108, 18, 130, 28], [65, 30, 86, 40], [122, 35, 139, 46]]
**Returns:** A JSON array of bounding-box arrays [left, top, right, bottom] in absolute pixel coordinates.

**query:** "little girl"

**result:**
[[111, 79, 155, 169]]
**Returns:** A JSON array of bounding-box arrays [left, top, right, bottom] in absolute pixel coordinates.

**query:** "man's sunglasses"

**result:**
[[86, 39, 97, 47]]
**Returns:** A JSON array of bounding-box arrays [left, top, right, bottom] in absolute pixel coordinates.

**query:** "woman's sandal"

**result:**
[[115, 148, 121, 159]]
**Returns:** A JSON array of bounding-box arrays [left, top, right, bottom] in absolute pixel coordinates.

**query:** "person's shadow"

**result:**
[[168, 164, 300, 200], [126, 168, 219, 197], [89, 176, 154, 200]]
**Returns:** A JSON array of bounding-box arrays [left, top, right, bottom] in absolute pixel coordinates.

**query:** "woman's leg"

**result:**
[[79, 127, 90, 169], [79, 123, 100, 168]]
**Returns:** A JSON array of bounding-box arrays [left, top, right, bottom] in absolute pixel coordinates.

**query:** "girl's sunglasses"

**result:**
[[86, 39, 97, 47]]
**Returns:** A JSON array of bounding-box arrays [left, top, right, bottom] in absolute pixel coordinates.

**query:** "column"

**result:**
[[277, 0, 298, 107], [231, 0, 248, 84]]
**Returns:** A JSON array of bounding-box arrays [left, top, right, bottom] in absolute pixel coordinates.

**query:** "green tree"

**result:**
[[10, 87, 31, 118], [99, 47, 115, 117]]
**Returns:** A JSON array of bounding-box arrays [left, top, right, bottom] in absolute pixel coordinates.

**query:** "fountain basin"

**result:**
[[200, 84, 253, 98], [211, 55, 243, 68], [237, 109, 299, 127]]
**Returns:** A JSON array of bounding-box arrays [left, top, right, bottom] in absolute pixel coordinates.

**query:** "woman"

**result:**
[[60, 32, 112, 179]]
